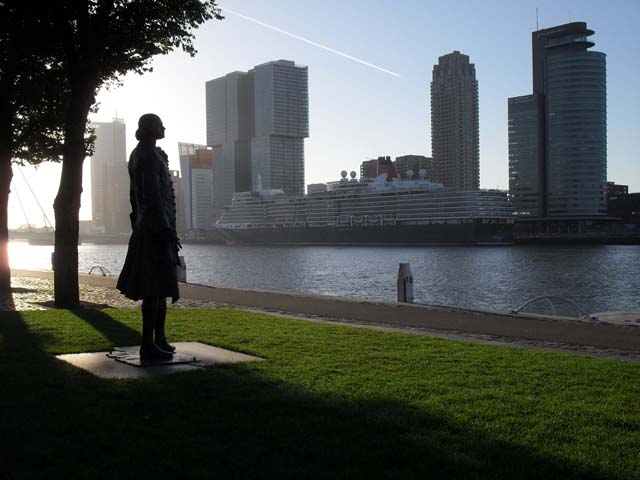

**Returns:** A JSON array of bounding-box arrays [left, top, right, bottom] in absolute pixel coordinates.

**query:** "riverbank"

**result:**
[[7, 269, 640, 362]]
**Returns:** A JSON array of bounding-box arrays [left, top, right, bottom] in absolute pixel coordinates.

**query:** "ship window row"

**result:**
[[228, 199, 513, 214], [227, 196, 510, 212], [221, 202, 514, 217], [221, 206, 515, 221], [224, 201, 513, 216], [229, 190, 508, 205], [219, 217, 516, 229], [221, 205, 515, 220], [219, 212, 515, 222], [221, 207, 514, 223]]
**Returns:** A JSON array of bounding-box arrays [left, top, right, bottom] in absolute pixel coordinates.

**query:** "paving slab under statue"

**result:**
[[56, 342, 262, 379]]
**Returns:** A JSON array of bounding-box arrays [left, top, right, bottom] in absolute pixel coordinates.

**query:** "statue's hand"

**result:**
[[167, 230, 182, 251]]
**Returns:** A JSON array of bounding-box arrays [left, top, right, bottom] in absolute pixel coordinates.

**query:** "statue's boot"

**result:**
[[155, 339, 176, 353], [154, 297, 176, 352]]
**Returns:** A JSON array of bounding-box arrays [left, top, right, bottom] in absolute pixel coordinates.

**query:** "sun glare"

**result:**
[[8, 241, 54, 271]]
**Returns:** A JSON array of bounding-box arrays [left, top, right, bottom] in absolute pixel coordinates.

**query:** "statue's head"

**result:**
[[135, 113, 165, 141]]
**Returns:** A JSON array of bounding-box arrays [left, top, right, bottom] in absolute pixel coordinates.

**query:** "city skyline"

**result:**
[[7, 0, 639, 228]]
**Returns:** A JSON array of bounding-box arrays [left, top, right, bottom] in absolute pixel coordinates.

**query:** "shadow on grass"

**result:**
[[0, 311, 613, 479], [69, 307, 141, 347]]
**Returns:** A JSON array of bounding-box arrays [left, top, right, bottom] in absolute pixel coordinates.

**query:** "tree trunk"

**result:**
[[53, 88, 92, 308], [0, 151, 12, 294], [53, 155, 82, 308]]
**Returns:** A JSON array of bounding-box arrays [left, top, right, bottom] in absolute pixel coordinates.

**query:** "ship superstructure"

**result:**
[[217, 171, 514, 245]]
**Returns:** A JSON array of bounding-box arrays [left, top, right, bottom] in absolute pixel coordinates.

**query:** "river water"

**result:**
[[8, 241, 640, 314]]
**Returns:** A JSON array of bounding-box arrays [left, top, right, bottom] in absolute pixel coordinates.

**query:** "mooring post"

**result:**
[[397, 263, 414, 303]]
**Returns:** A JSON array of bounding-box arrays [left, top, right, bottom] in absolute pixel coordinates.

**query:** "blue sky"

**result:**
[[9, 0, 640, 227]]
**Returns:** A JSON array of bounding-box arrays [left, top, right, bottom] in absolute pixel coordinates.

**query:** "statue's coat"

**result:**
[[117, 144, 179, 302]]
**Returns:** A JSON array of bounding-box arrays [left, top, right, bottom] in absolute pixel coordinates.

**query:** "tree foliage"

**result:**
[[0, 1, 68, 165]]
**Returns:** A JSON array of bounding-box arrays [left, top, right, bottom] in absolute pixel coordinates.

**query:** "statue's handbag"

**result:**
[[176, 255, 187, 283]]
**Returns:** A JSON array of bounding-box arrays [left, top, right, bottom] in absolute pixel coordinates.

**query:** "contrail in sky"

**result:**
[[221, 7, 401, 78]]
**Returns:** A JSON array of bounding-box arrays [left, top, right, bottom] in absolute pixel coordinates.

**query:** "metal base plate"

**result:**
[[106, 347, 199, 367]]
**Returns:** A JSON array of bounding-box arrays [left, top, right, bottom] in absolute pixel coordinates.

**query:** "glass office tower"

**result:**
[[509, 22, 607, 217]]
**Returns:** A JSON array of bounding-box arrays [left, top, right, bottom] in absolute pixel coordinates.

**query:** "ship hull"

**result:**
[[217, 222, 513, 246]]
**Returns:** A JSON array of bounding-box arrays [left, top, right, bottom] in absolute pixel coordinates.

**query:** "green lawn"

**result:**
[[0, 308, 638, 479]]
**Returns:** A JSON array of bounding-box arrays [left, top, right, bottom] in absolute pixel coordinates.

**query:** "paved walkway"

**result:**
[[2, 275, 222, 311], [4, 270, 640, 362]]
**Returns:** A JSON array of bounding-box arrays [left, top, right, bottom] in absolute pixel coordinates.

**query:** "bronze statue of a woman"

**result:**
[[117, 113, 181, 360]]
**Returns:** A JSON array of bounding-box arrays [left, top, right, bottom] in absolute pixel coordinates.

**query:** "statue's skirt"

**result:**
[[117, 228, 179, 303]]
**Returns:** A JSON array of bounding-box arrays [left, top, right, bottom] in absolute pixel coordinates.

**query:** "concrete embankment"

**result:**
[[10, 268, 640, 356]]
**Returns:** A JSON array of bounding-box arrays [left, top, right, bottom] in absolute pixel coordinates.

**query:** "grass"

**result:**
[[0, 307, 638, 479]]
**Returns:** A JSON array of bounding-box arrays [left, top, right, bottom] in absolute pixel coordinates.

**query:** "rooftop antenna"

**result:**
[[536, 7, 539, 31]]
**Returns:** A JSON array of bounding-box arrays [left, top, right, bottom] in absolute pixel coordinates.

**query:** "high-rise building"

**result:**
[[360, 159, 380, 179], [90, 118, 130, 234], [509, 22, 607, 217], [508, 95, 545, 216], [394, 155, 432, 180], [206, 60, 309, 206], [250, 60, 308, 195], [191, 165, 214, 230], [177, 143, 215, 230], [206, 72, 253, 209], [430, 51, 479, 190]]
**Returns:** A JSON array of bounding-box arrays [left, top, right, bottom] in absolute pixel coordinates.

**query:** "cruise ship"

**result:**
[[216, 170, 514, 245]]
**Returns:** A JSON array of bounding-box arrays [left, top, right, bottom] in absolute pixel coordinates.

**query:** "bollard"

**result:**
[[397, 262, 414, 303], [177, 255, 187, 283]]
